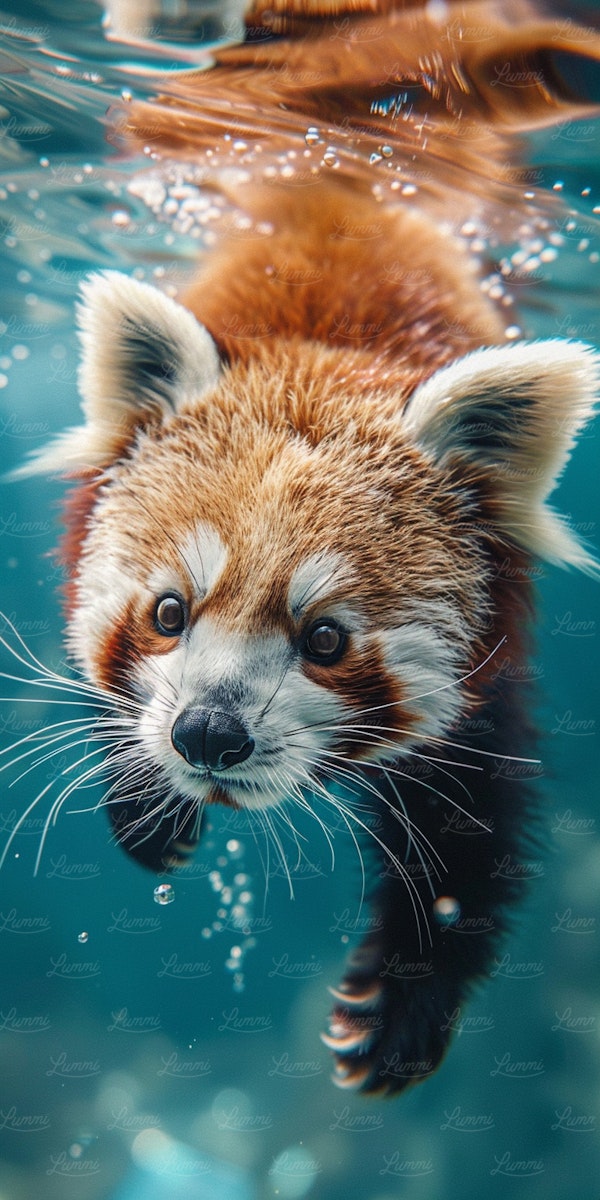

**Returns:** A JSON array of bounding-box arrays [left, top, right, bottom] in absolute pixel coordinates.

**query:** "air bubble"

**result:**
[[305, 126, 320, 146], [323, 148, 339, 168], [77, 931, 88, 944], [153, 883, 175, 906]]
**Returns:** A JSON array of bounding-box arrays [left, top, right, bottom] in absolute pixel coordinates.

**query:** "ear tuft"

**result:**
[[13, 272, 221, 477], [403, 340, 599, 575]]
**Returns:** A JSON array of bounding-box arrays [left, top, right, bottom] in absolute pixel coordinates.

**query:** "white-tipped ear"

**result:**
[[403, 340, 599, 575], [14, 272, 221, 477]]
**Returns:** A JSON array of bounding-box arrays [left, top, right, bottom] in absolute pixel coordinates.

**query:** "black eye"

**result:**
[[155, 594, 186, 636], [302, 619, 346, 664]]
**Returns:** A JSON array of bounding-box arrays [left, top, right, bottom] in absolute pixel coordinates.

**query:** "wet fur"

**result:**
[[11, 0, 600, 1093]]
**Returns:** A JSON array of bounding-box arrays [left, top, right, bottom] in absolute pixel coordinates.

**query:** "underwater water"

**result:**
[[0, 1, 600, 1197]]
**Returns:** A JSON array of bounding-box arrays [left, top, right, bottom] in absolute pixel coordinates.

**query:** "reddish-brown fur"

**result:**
[[42, 0, 599, 1094]]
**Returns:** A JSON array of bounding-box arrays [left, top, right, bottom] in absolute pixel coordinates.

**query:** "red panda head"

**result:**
[[20, 273, 598, 826]]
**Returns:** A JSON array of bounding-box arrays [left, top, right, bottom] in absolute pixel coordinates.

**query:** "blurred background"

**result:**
[[0, 1, 599, 1196]]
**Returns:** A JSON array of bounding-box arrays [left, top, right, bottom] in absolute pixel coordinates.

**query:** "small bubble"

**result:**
[[380, 144, 393, 157], [111, 210, 131, 227], [323, 147, 339, 168], [505, 325, 522, 340], [153, 883, 175, 906], [305, 126, 320, 146], [433, 896, 461, 926], [77, 931, 88, 944]]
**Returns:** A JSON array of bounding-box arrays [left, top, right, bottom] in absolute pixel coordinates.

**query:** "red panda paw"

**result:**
[[321, 939, 455, 1095]]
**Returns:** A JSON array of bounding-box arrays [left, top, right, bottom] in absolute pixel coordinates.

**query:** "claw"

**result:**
[[328, 982, 382, 1008], [321, 1026, 373, 1053], [331, 1060, 369, 1090]]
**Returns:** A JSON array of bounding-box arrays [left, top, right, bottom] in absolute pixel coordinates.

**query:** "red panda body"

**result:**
[[15, 0, 600, 1092]]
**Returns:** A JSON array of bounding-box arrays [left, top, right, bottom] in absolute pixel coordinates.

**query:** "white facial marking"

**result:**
[[69, 555, 139, 678], [381, 611, 470, 744], [287, 550, 354, 620], [147, 521, 228, 600]]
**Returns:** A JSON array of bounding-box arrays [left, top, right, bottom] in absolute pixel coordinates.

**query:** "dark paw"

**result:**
[[322, 940, 456, 1095]]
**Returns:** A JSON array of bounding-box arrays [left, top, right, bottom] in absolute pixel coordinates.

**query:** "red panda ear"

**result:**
[[14, 272, 221, 476], [403, 340, 600, 575]]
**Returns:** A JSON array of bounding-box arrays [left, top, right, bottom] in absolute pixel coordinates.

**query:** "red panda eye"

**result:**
[[302, 620, 346, 664], [154, 594, 186, 636]]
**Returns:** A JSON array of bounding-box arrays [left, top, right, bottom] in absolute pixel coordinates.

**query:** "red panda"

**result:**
[[12, 0, 600, 1093]]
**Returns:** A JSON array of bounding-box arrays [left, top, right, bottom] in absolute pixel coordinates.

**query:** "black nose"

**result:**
[[171, 707, 255, 772]]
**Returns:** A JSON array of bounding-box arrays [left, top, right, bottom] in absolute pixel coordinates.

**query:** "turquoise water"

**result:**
[[1, 2, 600, 1198]]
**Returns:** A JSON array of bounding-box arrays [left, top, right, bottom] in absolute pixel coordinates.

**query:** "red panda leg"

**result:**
[[323, 690, 535, 1094]]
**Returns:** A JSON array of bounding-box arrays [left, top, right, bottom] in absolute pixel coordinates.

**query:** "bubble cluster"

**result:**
[[128, 169, 231, 241], [201, 838, 256, 993]]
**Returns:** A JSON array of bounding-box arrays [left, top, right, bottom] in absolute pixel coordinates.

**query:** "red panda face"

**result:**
[[67, 376, 487, 816], [21, 271, 597, 838]]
